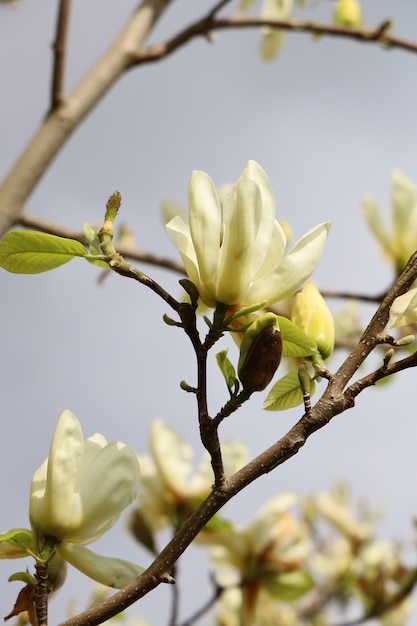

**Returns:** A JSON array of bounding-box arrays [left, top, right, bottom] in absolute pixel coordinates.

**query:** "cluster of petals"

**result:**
[[166, 160, 330, 310]]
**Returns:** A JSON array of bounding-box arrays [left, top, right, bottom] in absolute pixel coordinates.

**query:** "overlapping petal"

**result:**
[[166, 161, 330, 309]]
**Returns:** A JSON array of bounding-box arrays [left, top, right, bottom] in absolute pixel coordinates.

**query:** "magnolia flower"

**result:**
[[291, 283, 335, 359], [166, 161, 330, 310], [131, 419, 248, 537], [363, 170, 417, 274], [207, 494, 312, 623], [29, 409, 143, 588]]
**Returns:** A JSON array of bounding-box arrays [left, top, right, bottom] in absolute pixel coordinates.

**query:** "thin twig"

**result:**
[[131, 17, 417, 67], [49, 0, 72, 112]]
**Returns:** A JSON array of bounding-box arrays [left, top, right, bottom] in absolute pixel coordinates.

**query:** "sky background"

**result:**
[[1, 1, 417, 624]]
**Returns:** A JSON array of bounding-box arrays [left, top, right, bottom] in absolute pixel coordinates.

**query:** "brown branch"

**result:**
[[17, 211, 185, 274], [0, 0, 174, 237], [57, 254, 417, 626], [49, 0, 72, 112], [131, 17, 417, 67]]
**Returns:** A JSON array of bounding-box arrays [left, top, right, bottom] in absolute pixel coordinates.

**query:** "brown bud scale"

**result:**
[[239, 326, 282, 393]]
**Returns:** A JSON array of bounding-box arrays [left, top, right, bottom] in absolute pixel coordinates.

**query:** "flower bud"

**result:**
[[238, 313, 282, 393], [334, 0, 362, 27], [291, 284, 334, 359]]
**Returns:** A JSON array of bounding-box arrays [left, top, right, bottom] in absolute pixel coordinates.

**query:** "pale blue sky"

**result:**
[[1, 1, 417, 624]]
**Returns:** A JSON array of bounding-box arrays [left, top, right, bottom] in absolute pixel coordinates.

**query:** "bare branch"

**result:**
[[49, 0, 72, 112], [0, 0, 173, 237], [132, 17, 417, 66], [18, 211, 185, 273]]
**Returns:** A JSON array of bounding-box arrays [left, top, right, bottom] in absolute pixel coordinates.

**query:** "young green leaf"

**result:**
[[277, 316, 319, 358], [263, 370, 316, 411], [264, 570, 315, 601], [0, 231, 87, 274], [216, 349, 237, 392]]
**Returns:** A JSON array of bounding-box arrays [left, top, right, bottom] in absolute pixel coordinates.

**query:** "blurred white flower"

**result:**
[[363, 170, 417, 274], [132, 419, 248, 534]]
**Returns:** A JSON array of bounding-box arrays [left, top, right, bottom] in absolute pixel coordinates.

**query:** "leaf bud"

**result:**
[[238, 313, 282, 393]]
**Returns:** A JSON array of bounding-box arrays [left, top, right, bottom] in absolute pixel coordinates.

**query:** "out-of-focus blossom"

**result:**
[[166, 161, 330, 311], [334, 0, 363, 27], [312, 491, 372, 544], [291, 283, 334, 359], [363, 171, 417, 275], [207, 494, 313, 624], [130, 419, 248, 537], [237, 0, 293, 62]]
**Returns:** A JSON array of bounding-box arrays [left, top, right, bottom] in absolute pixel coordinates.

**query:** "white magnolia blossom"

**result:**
[[166, 161, 330, 309], [135, 419, 248, 532], [29, 410, 143, 588]]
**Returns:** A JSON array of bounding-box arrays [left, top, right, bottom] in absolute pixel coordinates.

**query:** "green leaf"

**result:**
[[264, 570, 315, 601], [8, 570, 37, 585], [216, 349, 237, 391], [277, 316, 319, 358], [0, 231, 87, 274], [263, 370, 316, 411], [0, 528, 34, 557]]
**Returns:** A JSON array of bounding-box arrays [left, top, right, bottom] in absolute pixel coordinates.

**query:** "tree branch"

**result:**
[[131, 16, 417, 67], [0, 0, 173, 237], [57, 254, 417, 626], [49, 0, 72, 112]]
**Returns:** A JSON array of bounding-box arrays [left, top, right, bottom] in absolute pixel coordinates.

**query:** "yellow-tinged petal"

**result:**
[[30, 409, 84, 537]]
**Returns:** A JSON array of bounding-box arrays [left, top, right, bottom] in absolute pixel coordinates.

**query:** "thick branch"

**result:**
[[0, 0, 173, 237]]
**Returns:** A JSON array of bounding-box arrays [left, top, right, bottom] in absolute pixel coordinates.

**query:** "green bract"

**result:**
[[166, 161, 330, 309]]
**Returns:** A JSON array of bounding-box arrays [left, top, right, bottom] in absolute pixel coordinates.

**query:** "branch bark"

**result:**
[[57, 253, 417, 626], [0, 0, 173, 237]]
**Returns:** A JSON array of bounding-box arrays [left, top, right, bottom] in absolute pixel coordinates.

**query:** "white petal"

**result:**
[[166, 216, 201, 290], [64, 442, 140, 544], [389, 288, 417, 328], [250, 222, 330, 304], [217, 179, 263, 304], [362, 194, 393, 260], [58, 542, 144, 588], [30, 410, 84, 536], [150, 419, 193, 500], [188, 170, 222, 298]]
